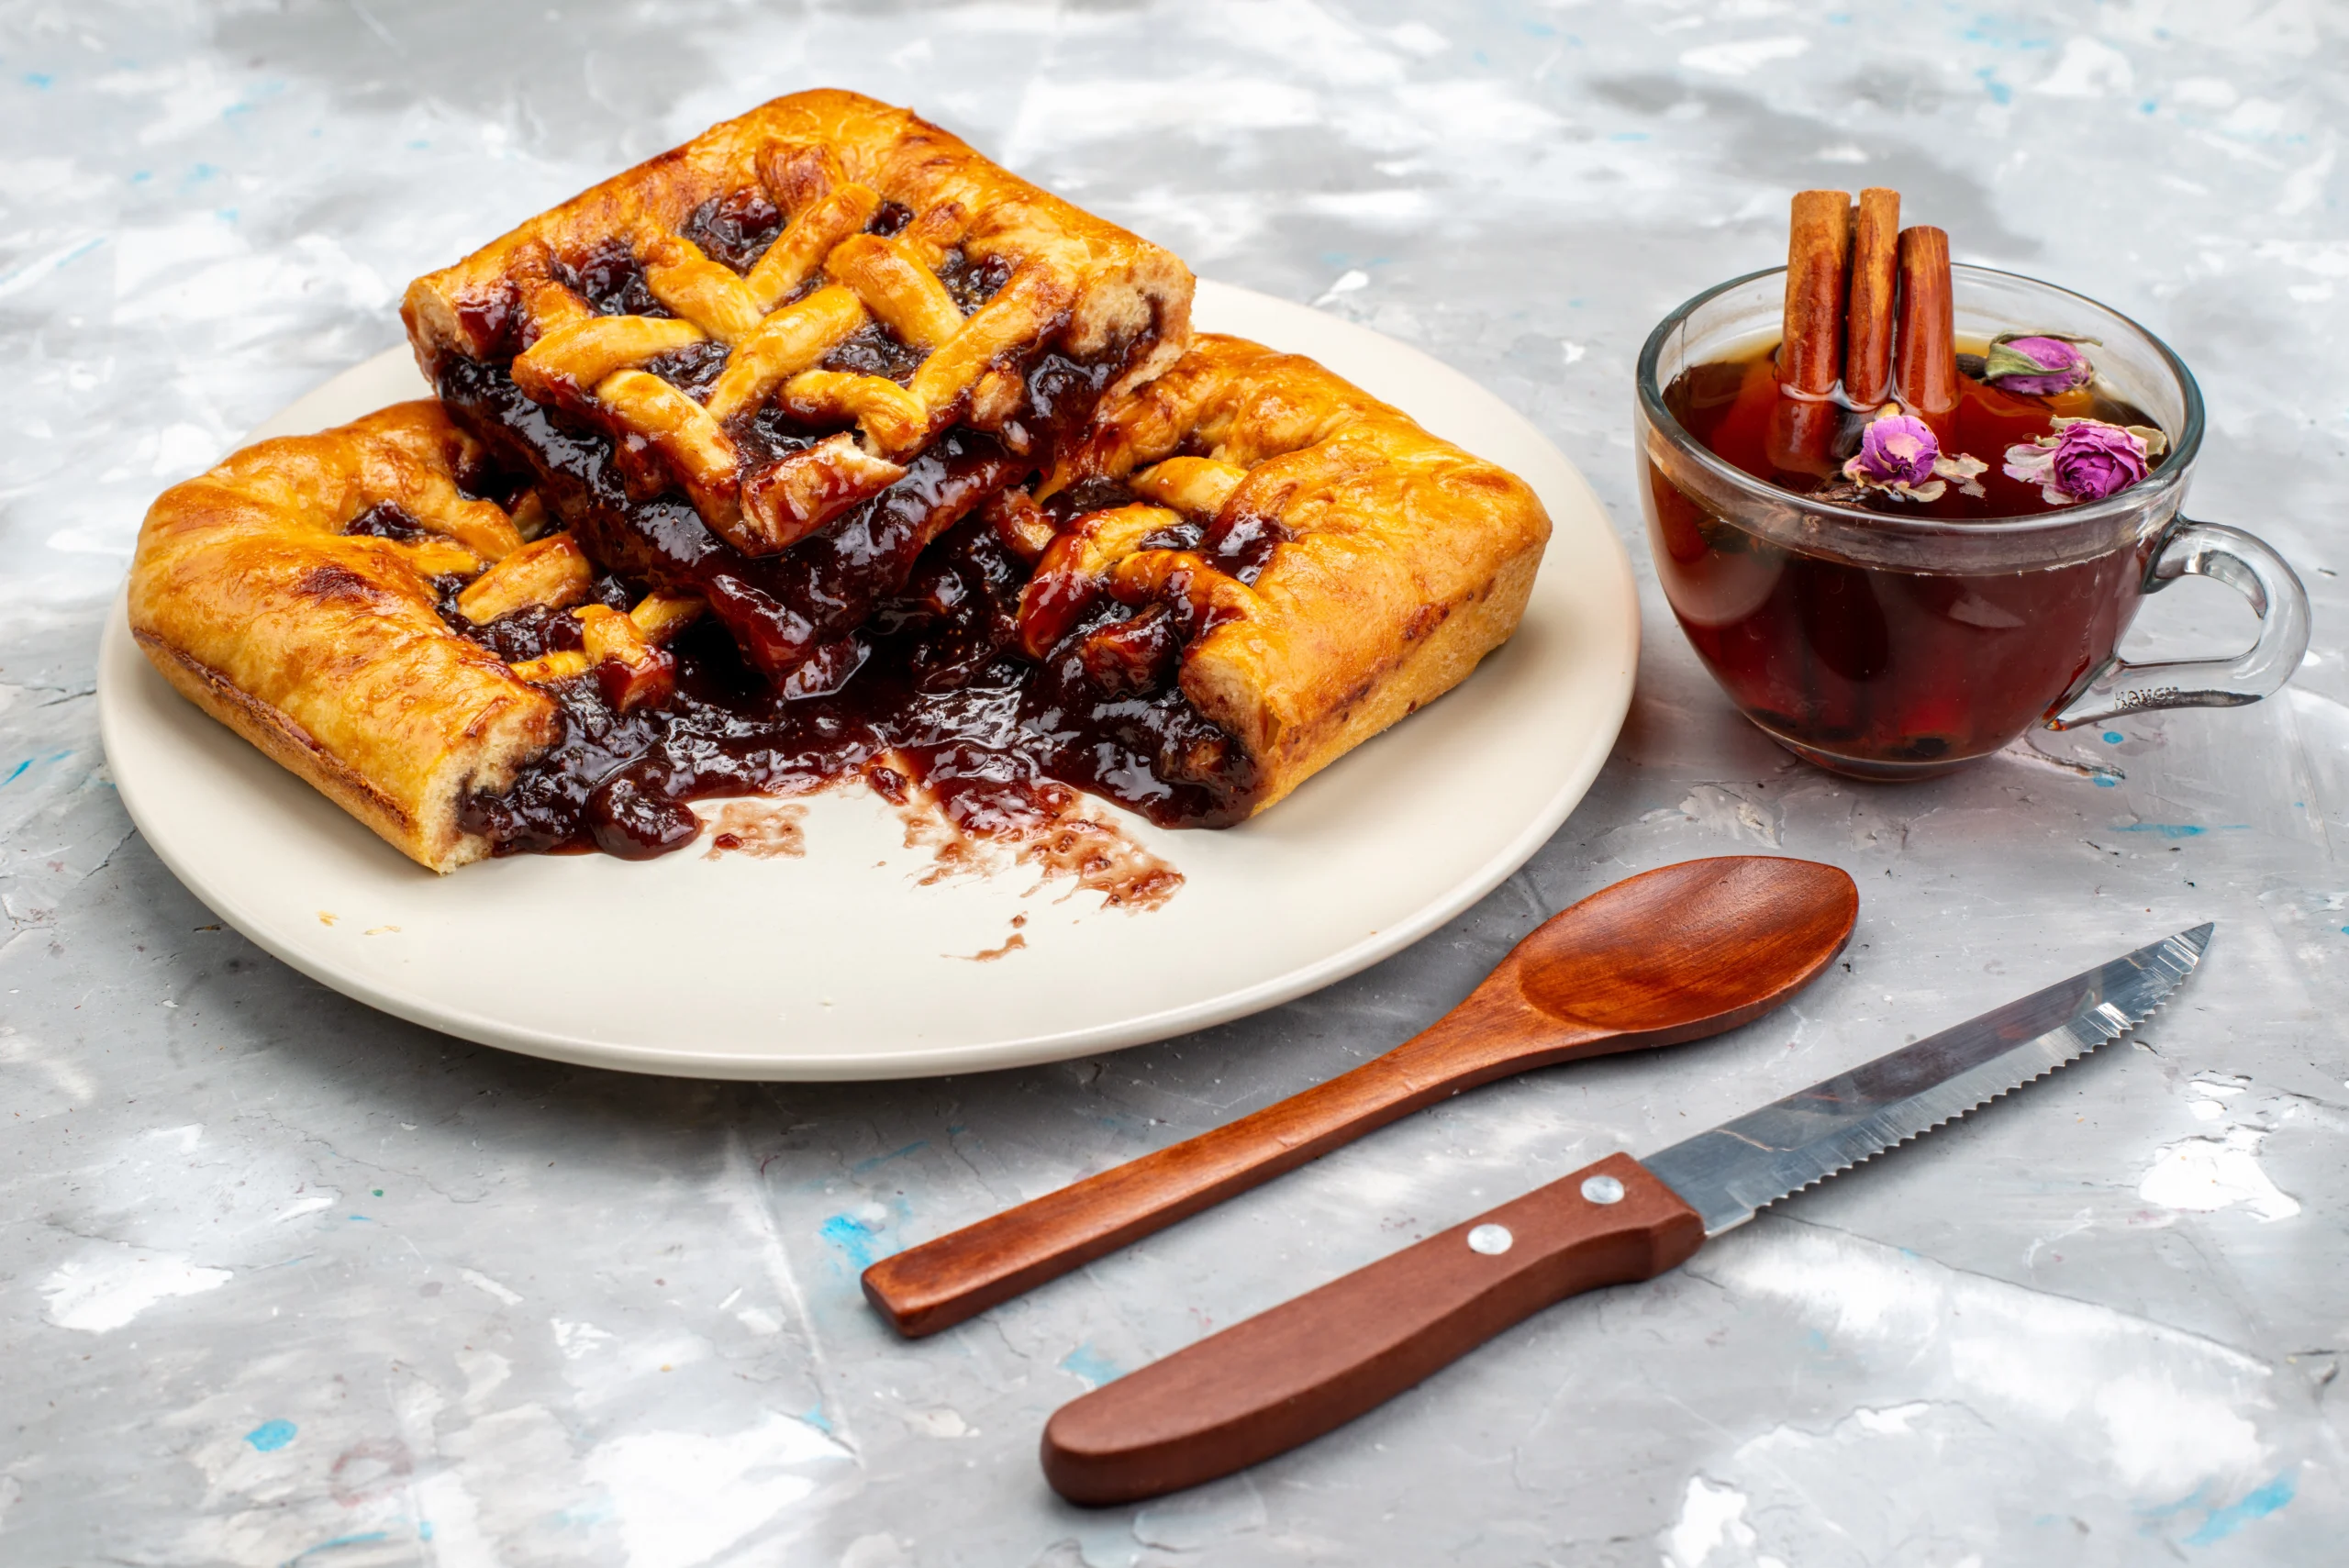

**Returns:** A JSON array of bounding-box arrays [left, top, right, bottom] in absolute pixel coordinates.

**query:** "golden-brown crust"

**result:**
[[402, 89, 1194, 528], [1041, 335, 1552, 817], [127, 403, 562, 873]]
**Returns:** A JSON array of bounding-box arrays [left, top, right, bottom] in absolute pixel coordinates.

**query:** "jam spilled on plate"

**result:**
[[426, 503, 1199, 906]]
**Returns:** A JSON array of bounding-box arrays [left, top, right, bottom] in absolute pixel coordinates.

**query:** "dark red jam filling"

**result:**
[[679, 188, 784, 272], [445, 576, 634, 664], [1020, 607, 1259, 829], [436, 355, 1032, 687], [1040, 479, 1292, 585], [819, 320, 928, 383], [344, 501, 429, 542], [937, 250, 1015, 314], [437, 329, 1148, 689], [642, 339, 732, 400], [464, 194, 941, 360], [563, 239, 669, 319], [429, 188, 1226, 856], [999, 350, 1131, 462], [452, 518, 1261, 857]]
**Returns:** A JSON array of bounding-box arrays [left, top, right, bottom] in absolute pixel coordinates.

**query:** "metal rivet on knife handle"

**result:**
[[1464, 1224, 1513, 1255]]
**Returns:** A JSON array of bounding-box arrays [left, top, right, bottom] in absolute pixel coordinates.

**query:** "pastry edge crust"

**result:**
[[1214, 545, 1542, 818], [133, 628, 499, 873]]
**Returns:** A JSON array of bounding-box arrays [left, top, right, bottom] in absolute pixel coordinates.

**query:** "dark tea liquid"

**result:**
[[1650, 344, 2167, 776]]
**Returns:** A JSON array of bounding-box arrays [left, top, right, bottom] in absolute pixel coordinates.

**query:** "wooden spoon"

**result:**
[[862, 856, 1858, 1337]]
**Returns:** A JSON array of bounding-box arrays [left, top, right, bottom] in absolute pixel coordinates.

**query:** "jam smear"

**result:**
[[701, 798, 807, 859], [453, 518, 1246, 873], [889, 769, 1184, 913]]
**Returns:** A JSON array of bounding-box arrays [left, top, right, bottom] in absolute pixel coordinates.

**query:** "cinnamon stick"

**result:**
[[1895, 225, 1957, 416], [1778, 190, 1852, 396], [1765, 397, 1845, 481], [1842, 188, 1900, 406]]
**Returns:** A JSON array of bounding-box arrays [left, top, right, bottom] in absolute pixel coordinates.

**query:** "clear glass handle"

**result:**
[[2049, 518, 2311, 729]]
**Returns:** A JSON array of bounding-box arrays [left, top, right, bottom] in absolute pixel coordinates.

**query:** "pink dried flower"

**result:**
[[1841, 410, 1988, 503], [1847, 412, 1940, 487], [1984, 333, 2099, 396], [2003, 417, 2169, 506]]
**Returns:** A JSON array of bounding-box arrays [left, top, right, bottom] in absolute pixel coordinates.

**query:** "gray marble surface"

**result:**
[[4, 2, 2344, 1563]]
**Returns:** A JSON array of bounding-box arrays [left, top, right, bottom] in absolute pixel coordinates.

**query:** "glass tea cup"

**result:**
[[1635, 264, 2310, 780]]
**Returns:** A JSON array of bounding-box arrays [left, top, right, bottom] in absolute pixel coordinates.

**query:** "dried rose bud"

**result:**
[[2048, 418, 2150, 500], [1845, 412, 1940, 488], [1983, 332, 2098, 396], [2003, 416, 2163, 506], [1836, 411, 1986, 504]]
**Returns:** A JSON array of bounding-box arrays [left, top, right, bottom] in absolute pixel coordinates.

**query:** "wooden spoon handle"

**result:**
[[861, 1002, 1584, 1338], [1040, 1153, 1704, 1506]]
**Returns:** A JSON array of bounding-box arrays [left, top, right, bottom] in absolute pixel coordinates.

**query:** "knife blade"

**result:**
[[1642, 921, 2210, 1233], [1041, 925, 2211, 1507]]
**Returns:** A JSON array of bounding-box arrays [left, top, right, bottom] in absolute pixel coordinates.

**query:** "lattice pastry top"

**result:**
[[403, 89, 1193, 560]]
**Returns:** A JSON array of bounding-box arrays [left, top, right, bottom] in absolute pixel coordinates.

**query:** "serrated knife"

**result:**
[[1041, 924, 2212, 1506]]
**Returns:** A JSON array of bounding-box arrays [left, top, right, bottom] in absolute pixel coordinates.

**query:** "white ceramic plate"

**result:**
[[97, 280, 1637, 1079]]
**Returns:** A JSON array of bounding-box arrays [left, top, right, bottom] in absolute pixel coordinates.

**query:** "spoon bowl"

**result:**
[[863, 856, 1859, 1337], [1513, 856, 1857, 1038]]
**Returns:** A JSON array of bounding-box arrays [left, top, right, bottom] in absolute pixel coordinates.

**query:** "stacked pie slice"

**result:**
[[128, 90, 1551, 872], [405, 90, 1191, 691]]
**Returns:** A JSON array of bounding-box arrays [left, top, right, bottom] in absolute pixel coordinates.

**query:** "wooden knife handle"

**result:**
[[1038, 1152, 1704, 1506], [862, 999, 1581, 1338]]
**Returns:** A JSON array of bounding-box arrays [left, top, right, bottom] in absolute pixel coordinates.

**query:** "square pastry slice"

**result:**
[[1007, 334, 1553, 825], [404, 88, 1194, 688], [126, 402, 652, 872]]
